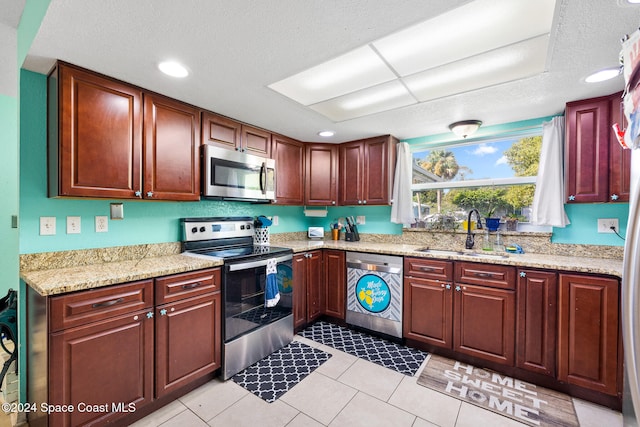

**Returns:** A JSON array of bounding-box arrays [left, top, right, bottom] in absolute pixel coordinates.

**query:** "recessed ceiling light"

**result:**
[[585, 67, 621, 83], [318, 131, 335, 137], [158, 61, 189, 78], [627, 0, 640, 4]]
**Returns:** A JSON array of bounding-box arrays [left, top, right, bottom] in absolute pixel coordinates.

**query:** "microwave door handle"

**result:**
[[260, 162, 267, 194]]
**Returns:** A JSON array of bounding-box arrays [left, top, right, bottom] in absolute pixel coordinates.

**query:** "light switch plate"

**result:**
[[39, 217, 56, 236], [66, 216, 81, 234]]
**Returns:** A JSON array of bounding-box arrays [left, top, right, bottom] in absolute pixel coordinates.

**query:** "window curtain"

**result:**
[[391, 142, 416, 225], [531, 116, 570, 227]]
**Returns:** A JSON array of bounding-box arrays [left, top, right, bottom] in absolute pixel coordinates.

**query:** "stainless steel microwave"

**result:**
[[202, 144, 276, 202]]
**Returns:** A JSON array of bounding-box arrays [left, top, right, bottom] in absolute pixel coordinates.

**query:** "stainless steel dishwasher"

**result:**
[[345, 252, 403, 338]]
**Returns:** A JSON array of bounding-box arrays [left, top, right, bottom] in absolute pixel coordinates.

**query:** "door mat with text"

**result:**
[[417, 354, 579, 427]]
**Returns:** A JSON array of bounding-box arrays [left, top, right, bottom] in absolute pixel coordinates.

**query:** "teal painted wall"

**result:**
[[552, 203, 629, 246], [0, 95, 19, 291]]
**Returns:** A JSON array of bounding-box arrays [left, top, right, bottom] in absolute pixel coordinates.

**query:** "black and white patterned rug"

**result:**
[[299, 321, 428, 376], [231, 341, 331, 402]]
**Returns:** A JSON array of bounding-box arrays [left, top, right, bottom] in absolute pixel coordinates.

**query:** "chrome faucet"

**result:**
[[465, 209, 483, 249]]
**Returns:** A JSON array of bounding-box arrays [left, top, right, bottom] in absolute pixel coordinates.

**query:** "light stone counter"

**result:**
[[279, 239, 623, 278], [21, 252, 222, 297]]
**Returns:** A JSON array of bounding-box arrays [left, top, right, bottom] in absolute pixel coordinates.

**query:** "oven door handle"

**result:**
[[227, 254, 293, 272]]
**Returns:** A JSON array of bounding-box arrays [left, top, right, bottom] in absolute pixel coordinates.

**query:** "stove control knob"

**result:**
[[199, 227, 206, 232], [246, 224, 251, 230], [191, 227, 198, 233], [240, 225, 245, 230]]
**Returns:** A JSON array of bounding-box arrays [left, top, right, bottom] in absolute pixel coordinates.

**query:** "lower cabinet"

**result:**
[[293, 249, 345, 329], [404, 258, 515, 366], [293, 250, 323, 328], [324, 250, 345, 319], [516, 269, 557, 377], [27, 268, 221, 427], [558, 273, 620, 396]]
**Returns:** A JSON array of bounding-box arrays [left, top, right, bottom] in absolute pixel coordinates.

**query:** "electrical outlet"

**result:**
[[95, 216, 108, 233], [356, 216, 365, 225], [597, 218, 619, 233], [67, 216, 81, 234], [39, 217, 56, 236], [272, 216, 278, 226]]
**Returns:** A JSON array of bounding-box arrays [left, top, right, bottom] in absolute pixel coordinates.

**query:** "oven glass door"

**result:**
[[224, 256, 293, 342]]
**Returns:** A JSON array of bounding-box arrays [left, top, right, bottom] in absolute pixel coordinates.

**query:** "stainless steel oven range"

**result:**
[[181, 217, 293, 380]]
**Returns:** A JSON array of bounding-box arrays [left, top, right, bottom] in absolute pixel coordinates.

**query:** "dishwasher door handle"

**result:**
[[347, 261, 401, 274]]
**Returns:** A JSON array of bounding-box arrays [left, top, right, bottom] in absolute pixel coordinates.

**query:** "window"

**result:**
[[410, 131, 542, 228]]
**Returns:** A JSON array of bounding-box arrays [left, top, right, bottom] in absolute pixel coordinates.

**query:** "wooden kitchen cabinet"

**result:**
[[48, 62, 201, 201], [516, 269, 557, 377], [154, 268, 221, 398], [144, 93, 201, 201], [272, 134, 305, 205], [324, 250, 346, 319], [292, 251, 324, 328], [565, 91, 629, 203], [46, 280, 155, 427], [558, 273, 620, 396], [403, 258, 454, 348], [305, 143, 338, 206], [48, 61, 143, 199], [453, 262, 516, 366], [201, 111, 271, 157], [338, 135, 397, 205]]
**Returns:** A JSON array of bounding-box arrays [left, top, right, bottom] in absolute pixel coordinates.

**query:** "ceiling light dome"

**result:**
[[449, 120, 482, 138], [585, 67, 621, 83], [158, 61, 189, 78]]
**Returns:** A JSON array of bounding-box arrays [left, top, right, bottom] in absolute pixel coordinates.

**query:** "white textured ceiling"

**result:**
[[22, 0, 640, 143]]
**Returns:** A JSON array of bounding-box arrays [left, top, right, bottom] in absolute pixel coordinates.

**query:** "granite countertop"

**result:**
[[22, 239, 623, 297], [278, 240, 623, 278], [22, 253, 223, 297]]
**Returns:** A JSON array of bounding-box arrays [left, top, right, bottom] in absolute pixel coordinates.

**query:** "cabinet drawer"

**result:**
[[155, 268, 221, 305], [49, 279, 154, 332], [454, 262, 515, 290], [404, 257, 452, 281]]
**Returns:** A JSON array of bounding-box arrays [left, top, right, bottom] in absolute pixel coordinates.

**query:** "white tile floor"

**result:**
[[131, 336, 623, 427]]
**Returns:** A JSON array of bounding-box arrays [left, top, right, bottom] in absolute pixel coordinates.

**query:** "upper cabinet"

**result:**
[[305, 143, 338, 206], [272, 134, 305, 205], [143, 93, 201, 201], [339, 135, 397, 206], [201, 111, 271, 157], [49, 62, 143, 199], [565, 91, 629, 203], [48, 62, 200, 201]]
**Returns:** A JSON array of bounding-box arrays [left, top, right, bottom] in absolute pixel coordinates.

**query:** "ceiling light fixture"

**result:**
[[158, 61, 189, 78], [318, 131, 335, 137], [449, 120, 482, 138], [585, 67, 622, 83]]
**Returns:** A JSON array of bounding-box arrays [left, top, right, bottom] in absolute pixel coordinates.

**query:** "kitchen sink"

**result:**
[[414, 248, 509, 259]]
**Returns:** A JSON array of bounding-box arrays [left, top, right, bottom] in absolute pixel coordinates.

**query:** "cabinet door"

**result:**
[[201, 111, 241, 151], [306, 251, 324, 322], [143, 93, 200, 201], [49, 309, 153, 426], [324, 250, 345, 319], [403, 276, 453, 348], [453, 283, 515, 365], [52, 62, 143, 198], [305, 144, 338, 206], [338, 142, 363, 205], [293, 254, 308, 329], [609, 91, 630, 202], [272, 134, 305, 205], [242, 125, 271, 157], [558, 274, 620, 396], [565, 96, 611, 203], [362, 136, 394, 205], [516, 269, 557, 376], [155, 292, 221, 398]]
